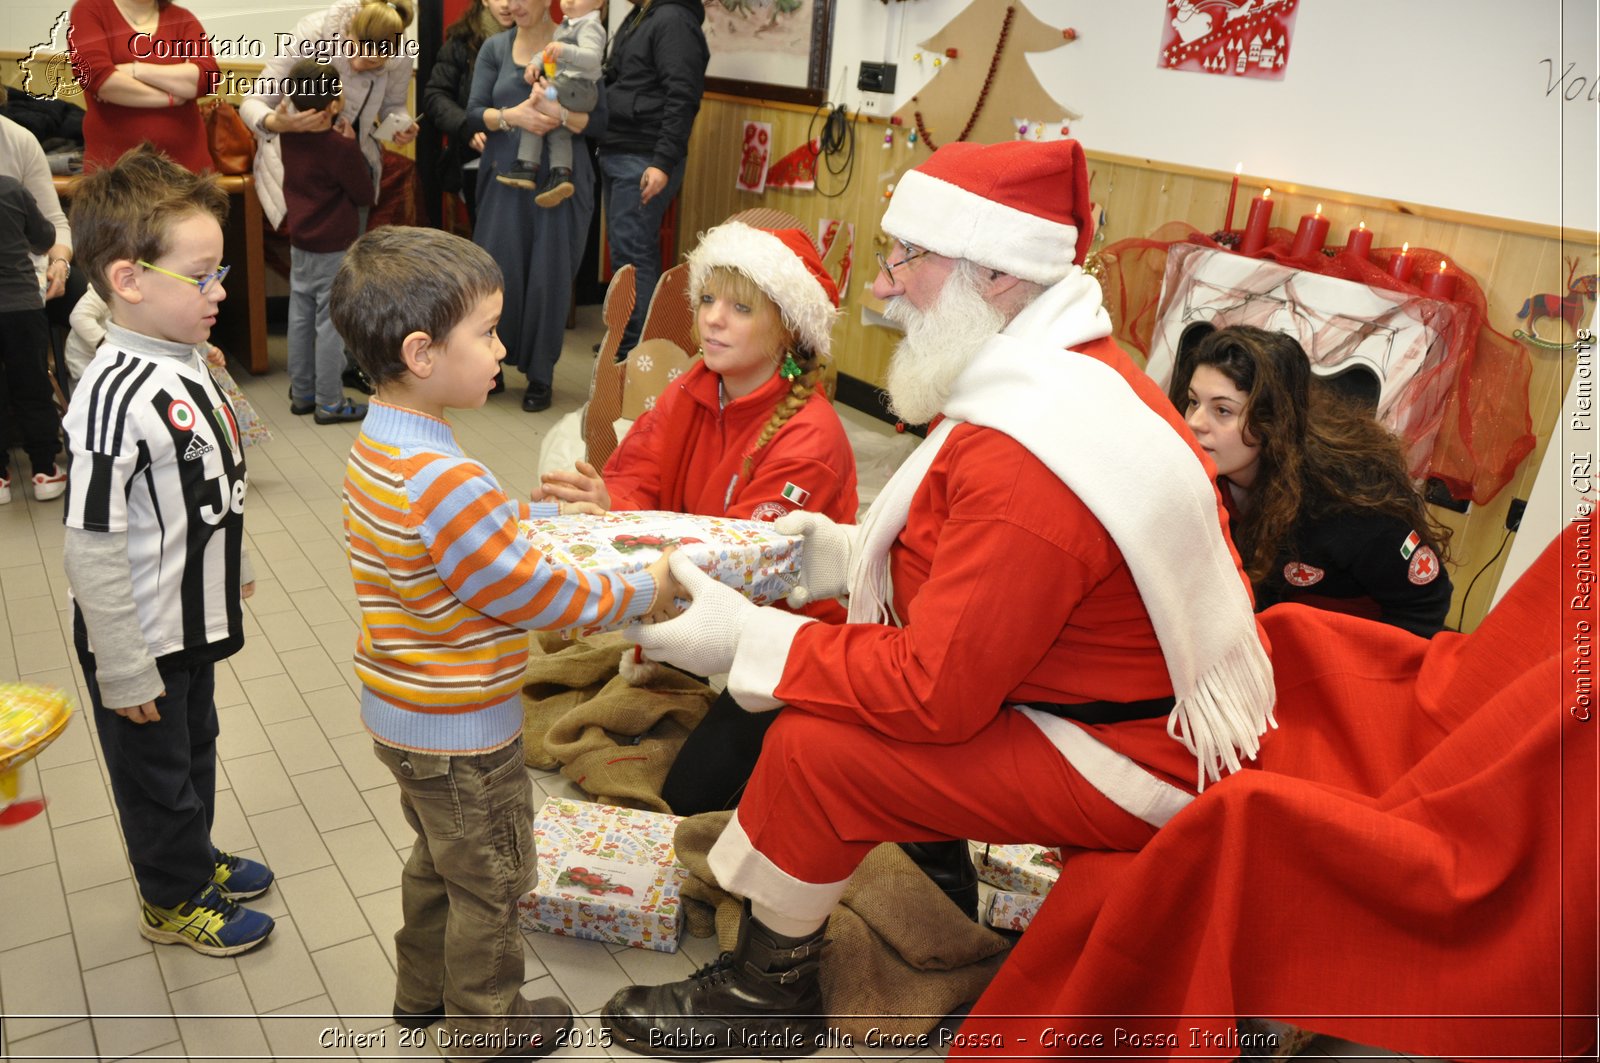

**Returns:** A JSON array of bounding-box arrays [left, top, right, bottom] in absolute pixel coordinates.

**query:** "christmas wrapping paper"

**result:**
[[207, 363, 271, 447], [516, 511, 802, 634], [969, 841, 1063, 897], [985, 890, 1045, 933], [517, 797, 688, 952]]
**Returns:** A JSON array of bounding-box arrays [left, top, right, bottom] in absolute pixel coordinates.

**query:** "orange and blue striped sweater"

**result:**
[[343, 401, 654, 753]]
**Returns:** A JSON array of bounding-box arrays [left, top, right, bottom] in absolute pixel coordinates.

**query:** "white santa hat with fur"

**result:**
[[686, 222, 840, 359]]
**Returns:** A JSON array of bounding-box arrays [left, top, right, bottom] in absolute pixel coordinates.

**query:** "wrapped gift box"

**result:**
[[985, 890, 1045, 933], [516, 511, 802, 634], [969, 841, 1063, 897], [518, 797, 688, 952]]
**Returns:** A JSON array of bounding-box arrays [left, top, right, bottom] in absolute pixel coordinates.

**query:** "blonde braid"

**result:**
[[742, 350, 822, 481]]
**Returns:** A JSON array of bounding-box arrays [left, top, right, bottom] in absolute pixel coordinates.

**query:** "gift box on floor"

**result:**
[[516, 511, 801, 635], [969, 841, 1064, 897], [985, 890, 1045, 933], [518, 796, 688, 952]]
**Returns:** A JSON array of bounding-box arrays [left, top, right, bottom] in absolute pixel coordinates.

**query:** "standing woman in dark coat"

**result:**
[[421, 0, 515, 227], [468, 0, 603, 412]]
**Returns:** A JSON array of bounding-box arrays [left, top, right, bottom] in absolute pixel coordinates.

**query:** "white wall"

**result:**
[[7, 0, 1595, 231], [829, 0, 1598, 233]]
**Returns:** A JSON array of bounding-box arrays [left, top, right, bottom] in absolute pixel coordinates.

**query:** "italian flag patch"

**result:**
[[781, 482, 811, 506], [1399, 530, 1421, 559]]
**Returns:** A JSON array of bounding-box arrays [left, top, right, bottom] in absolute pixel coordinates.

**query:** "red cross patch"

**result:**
[[1283, 561, 1325, 587], [1408, 546, 1440, 585]]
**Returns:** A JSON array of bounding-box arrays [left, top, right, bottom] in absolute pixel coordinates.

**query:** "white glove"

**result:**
[[630, 552, 754, 678], [773, 510, 860, 608]]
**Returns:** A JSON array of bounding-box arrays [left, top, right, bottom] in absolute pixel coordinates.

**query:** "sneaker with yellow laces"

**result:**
[[139, 882, 274, 957]]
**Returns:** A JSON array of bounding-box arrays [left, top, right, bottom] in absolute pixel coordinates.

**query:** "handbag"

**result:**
[[200, 99, 255, 175]]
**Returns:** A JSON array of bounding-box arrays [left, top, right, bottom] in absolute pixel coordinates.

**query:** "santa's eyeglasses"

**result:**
[[874, 242, 931, 285]]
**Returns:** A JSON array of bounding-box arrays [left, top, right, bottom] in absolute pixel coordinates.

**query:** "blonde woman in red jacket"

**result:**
[[540, 222, 857, 527]]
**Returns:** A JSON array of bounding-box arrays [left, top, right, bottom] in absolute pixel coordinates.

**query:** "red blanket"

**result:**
[[956, 518, 1597, 1061]]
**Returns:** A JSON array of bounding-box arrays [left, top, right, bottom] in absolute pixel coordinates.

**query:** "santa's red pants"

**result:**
[[708, 708, 1180, 928]]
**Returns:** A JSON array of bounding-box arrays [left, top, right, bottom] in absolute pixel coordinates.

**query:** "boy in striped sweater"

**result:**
[[330, 226, 675, 1061]]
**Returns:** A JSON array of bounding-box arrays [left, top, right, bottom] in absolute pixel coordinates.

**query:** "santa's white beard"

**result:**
[[882, 270, 1005, 426]]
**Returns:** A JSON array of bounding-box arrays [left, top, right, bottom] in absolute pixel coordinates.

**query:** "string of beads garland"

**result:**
[[913, 5, 1015, 152]]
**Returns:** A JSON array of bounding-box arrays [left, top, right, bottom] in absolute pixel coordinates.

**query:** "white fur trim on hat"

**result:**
[[687, 222, 838, 360], [883, 169, 1080, 286]]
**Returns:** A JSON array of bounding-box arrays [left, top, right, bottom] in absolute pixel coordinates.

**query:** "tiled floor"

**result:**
[[0, 309, 1422, 1062]]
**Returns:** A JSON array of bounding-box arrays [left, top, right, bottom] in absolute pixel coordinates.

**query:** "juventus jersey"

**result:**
[[63, 338, 248, 660]]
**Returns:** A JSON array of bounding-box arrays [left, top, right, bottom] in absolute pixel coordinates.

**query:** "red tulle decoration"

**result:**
[[1096, 222, 1533, 505]]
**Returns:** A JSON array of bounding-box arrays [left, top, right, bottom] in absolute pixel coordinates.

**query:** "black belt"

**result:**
[[1020, 695, 1176, 725]]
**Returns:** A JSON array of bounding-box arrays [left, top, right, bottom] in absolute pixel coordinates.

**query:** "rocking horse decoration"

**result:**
[[1514, 256, 1598, 349]]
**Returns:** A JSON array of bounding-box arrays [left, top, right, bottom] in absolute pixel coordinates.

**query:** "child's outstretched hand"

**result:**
[[642, 546, 683, 623], [538, 460, 611, 512], [523, 60, 540, 86]]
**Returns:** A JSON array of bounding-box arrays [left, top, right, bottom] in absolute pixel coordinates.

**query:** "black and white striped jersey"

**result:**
[[63, 342, 248, 659]]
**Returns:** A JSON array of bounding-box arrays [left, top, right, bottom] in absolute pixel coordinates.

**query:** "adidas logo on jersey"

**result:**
[[184, 436, 215, 461]]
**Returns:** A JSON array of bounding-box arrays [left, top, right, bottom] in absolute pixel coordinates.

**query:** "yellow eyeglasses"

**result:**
[[138, 261, 231, 294]]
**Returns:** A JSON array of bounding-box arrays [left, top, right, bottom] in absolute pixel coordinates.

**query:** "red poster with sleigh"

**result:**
[[1160, 0, 1299, 80]]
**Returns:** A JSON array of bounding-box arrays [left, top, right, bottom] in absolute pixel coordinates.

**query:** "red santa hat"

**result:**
[[881, 139, 1094, 286], [687, 222, 839, 360]]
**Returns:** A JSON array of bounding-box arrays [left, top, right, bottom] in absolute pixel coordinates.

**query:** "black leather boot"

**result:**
[[602, 903, 827, 1057], [899, 840, 980, 921]]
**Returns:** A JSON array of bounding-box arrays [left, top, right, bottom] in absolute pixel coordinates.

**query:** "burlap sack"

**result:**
[[522, 632, 713, 811]]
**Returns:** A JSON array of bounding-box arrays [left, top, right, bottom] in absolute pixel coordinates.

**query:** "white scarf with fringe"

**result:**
[[847, 271, 1275, 789]]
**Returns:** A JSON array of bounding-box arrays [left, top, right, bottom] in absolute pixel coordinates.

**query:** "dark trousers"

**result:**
[[661, 688, 779, 816], [599, 152, 686, 357], [75, 613, 219, 908], [0, 307, 60, 479]]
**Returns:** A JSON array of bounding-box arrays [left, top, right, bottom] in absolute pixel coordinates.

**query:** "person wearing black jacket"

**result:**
[[1170, 323, 1455, 637], [598, 0, 708, 359], [422, 0, 515, 227]]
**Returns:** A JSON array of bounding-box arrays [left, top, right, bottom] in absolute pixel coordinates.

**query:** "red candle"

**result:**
[[1223, 162, 1242, 232], [1388, 242, 1415, 283], [1421, 260, 1458, 300], [1288, 203, 1331, 259], [1238, 187, 1274, 255], [1344, 222, 1374, 260]]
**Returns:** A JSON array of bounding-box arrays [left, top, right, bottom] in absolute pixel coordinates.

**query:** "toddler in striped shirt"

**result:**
[[330, 225, 676, 1059]]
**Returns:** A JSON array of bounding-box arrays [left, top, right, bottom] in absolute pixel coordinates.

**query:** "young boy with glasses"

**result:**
[[61, 144, 275, 957]]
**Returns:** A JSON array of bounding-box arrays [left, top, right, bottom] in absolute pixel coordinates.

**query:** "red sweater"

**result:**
[[70, 0, 218, 173], [281, 127, 374, 252], [603, 361, 858, 525]]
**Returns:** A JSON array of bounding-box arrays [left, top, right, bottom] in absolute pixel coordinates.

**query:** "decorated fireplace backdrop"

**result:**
[[1099, 222, 1536, 508]]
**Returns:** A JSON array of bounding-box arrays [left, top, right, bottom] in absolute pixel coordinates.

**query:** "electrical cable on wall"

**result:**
[[809, 70, 856, 199], [1452, 528, 1511, 632]]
